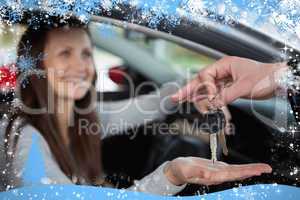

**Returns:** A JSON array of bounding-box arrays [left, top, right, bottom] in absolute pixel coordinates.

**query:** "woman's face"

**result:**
[[43, 27, 95, 100]]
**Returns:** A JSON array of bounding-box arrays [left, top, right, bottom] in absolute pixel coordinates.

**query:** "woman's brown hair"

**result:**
[[5, 19, 103, 186]]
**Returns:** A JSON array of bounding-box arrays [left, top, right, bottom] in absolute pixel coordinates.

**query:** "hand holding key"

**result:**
[[171, 56, 286, 108], [166, 56, 281, 186]]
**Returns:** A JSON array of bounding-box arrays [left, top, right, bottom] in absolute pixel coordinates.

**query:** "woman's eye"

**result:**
[[59, 50, 70, 57], [83, 51, 92, 59]]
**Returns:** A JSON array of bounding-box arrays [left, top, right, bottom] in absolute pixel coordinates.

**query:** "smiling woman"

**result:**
[[8, 20, 103, 185]]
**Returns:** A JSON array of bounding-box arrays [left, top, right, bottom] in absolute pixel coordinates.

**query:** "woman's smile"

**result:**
[[62, 75, 88, 83]]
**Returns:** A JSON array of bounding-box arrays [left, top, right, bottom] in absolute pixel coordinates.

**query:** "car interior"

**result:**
[[91, 19, 300, 193]]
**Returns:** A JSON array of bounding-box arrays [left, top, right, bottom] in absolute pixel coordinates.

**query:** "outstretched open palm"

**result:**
[[165, 157, 272, 186]]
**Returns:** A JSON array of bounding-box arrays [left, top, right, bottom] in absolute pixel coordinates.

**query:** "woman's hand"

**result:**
[[164, 157, 272, 186], [172, 56, 287, 112]]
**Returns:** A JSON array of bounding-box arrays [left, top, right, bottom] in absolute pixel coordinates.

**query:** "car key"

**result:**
[[205, 108, 227, 163], [210, 133, 218, 164], [218, 126, 229, 156], [216, 108, 229, 156]]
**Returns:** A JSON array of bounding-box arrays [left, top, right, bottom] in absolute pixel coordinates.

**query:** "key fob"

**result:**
[[205, 109, 226, 134]]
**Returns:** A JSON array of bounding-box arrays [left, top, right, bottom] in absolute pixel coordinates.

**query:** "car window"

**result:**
[[92, 22, 216, 93], [124, 31, 215, 73], [0, 25, 25, 93], [93, 48, 123, 92]]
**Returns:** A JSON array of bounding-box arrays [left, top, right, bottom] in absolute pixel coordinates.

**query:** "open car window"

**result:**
[[90, 22, 216, 94]]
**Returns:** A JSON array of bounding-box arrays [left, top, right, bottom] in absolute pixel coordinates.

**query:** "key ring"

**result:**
[[207, 81, 233, 111]]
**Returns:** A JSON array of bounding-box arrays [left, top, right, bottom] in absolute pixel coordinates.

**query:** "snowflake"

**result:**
[[100, 0, 113, 11], [16, 45, 44, 73]]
